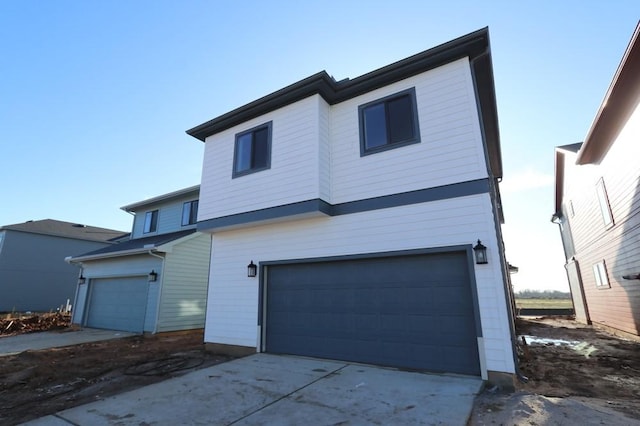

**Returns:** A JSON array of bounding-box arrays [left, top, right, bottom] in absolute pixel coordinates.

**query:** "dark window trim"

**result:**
[[182, 200, 199, 226], [358, 87, 420, 156], [232, 121, 273, 178], [143, 210, 159, 234]]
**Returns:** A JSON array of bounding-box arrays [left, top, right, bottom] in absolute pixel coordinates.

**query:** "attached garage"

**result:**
[[264, 250, 481, 376], [86, 277, 150, 333]]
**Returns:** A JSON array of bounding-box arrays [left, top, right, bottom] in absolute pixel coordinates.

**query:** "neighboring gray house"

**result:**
[[0, 219, 127, 312], [67, 185, 211, 334]]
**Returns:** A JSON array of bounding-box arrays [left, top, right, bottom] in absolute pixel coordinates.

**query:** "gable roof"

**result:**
[[0, 219, 128, 243], [576, 22, 640, 165], [67, 229, 197, 262], [186, 27, 502, 179], [121, 185, 200, 213]]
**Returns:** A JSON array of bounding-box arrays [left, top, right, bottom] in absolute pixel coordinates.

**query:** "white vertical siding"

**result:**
[[156, 233, 211, 332], [204, 193, 514, 374], [318, 96, 332, 201], [130, 194, 199, 239], [199, 95, 324, 220], [330, 58, 488, 204]]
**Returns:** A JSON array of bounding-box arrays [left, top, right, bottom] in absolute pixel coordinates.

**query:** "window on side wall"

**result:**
[[182, 200, 199, 226], [593, 260, 610, 289], [358, 87, 420, 156], [143, 210, 158, 234], [233, 121, 272, 178], [596, 178, 614, 228]]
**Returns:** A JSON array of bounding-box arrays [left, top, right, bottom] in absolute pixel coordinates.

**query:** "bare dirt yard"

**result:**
[[470, 317, 640, 425], [0, 329, 232, 425]]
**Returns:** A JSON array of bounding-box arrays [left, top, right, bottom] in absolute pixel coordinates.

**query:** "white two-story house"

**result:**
[[67, 185, 210, 334], [188, 28, 516, 384]]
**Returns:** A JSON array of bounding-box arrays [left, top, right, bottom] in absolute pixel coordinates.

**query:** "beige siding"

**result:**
[[156, 233, 211, 332], [563, 104, 640, 335]]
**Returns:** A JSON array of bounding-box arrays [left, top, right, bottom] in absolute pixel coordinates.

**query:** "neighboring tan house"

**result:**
[[187, 28, 517, 384], [552, 22, 640, 337], [0, 219, 127, 312], [67, 185, 211, 334]]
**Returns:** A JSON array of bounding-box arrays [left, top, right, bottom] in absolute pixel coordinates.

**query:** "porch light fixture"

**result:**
[[473, 240, 488, 265], [247, 261, 257, 278], [78, 274, 86, 285], [148, 270, 158, 282]]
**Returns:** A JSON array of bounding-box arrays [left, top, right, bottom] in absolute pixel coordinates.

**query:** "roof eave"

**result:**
[[186, 28, 492, 144], [121, 185, 200, 212], [577, 22, 640, 165]]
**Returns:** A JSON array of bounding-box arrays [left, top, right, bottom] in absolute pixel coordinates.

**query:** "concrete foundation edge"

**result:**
[[205, 342, 256, 357], [487, 371, 516, 391]]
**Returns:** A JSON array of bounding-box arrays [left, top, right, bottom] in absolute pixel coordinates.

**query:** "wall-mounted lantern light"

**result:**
[[247, 261, 257, 278], [148, 270, 158, 282], [473, 240, 488, 264], [78, 274, 86, 285]]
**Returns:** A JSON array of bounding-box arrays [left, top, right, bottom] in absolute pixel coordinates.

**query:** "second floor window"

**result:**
[[144, 210, 158, 233], [596, 178, 614, 229], [359, 87, 420, 156], [233, 121, 272, 178], [182, 200, 199, 226]]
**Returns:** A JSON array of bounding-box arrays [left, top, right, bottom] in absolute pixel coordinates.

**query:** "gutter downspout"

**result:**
[[64, 256, 84, 321], [469, 48, 528, 385], [147, 250, 165, 334]]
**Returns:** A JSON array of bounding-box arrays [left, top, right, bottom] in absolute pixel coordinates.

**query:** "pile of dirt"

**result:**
[[0, 313, 71, 336], [470, 317, 640, 425], [0, 330, 232, 425]]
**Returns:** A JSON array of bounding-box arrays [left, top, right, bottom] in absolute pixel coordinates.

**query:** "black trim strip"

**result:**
[[197, 179, 490, 232]]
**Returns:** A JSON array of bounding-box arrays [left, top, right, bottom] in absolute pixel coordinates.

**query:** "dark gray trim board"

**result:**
[[197, 179, 490, 232], [186, 27, 502, 179]]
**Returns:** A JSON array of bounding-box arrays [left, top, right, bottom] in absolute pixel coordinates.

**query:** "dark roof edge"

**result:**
[[577, 21, 640, 165], [186, 28, 491, 142]]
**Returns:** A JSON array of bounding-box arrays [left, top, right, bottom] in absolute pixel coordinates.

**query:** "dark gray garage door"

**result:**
[[266, 252, 480, 375], [86, 277, 148, 333]]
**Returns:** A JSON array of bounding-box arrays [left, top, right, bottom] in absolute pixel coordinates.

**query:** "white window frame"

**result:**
[[182, 200, 199, 226], [596, 178, 614, 229], [143, 210, 159, 234], [593, 260, 610, 289]]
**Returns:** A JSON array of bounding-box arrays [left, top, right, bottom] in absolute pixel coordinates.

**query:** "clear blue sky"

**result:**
[[1, 2, 638, 291]]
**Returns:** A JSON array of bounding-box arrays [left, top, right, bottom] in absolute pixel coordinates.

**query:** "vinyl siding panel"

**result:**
[[204, 193, 515, 375], [130, 194, 199, 239], [330, 58, 487, 204], [156, 233, 211, 332], [562, 103, 640, 335], [318, 97, 331, 201], [199, 95, 323, 221]]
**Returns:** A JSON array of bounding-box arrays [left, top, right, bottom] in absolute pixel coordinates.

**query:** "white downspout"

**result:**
[[147, 250, 165, 334]]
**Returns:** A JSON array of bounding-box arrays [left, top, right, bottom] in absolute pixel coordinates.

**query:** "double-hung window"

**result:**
[[143, 210, 158, 234], [233, 121, 272, 178], [358, 87, 420, 156], [596, 178, 614, 228], [182, 200, 199, 226]]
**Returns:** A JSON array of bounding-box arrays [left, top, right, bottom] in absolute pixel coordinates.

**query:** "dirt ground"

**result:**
[[470, 317, 640, 425], [0, 330, 232, 425]]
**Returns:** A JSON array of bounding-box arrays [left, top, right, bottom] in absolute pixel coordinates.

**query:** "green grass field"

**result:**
[[515, 298, 573, 309]]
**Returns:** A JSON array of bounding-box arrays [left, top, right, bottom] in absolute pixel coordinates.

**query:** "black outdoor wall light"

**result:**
[[78, 274, 86, 285], [247, 261, 257, 278], [148, 270, 158, 282], [473, 240, 488, 264]]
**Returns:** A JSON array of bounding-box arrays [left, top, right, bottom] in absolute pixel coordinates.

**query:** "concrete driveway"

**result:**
[[26, 353, 483, 425], [0, 328, 135, 356]]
